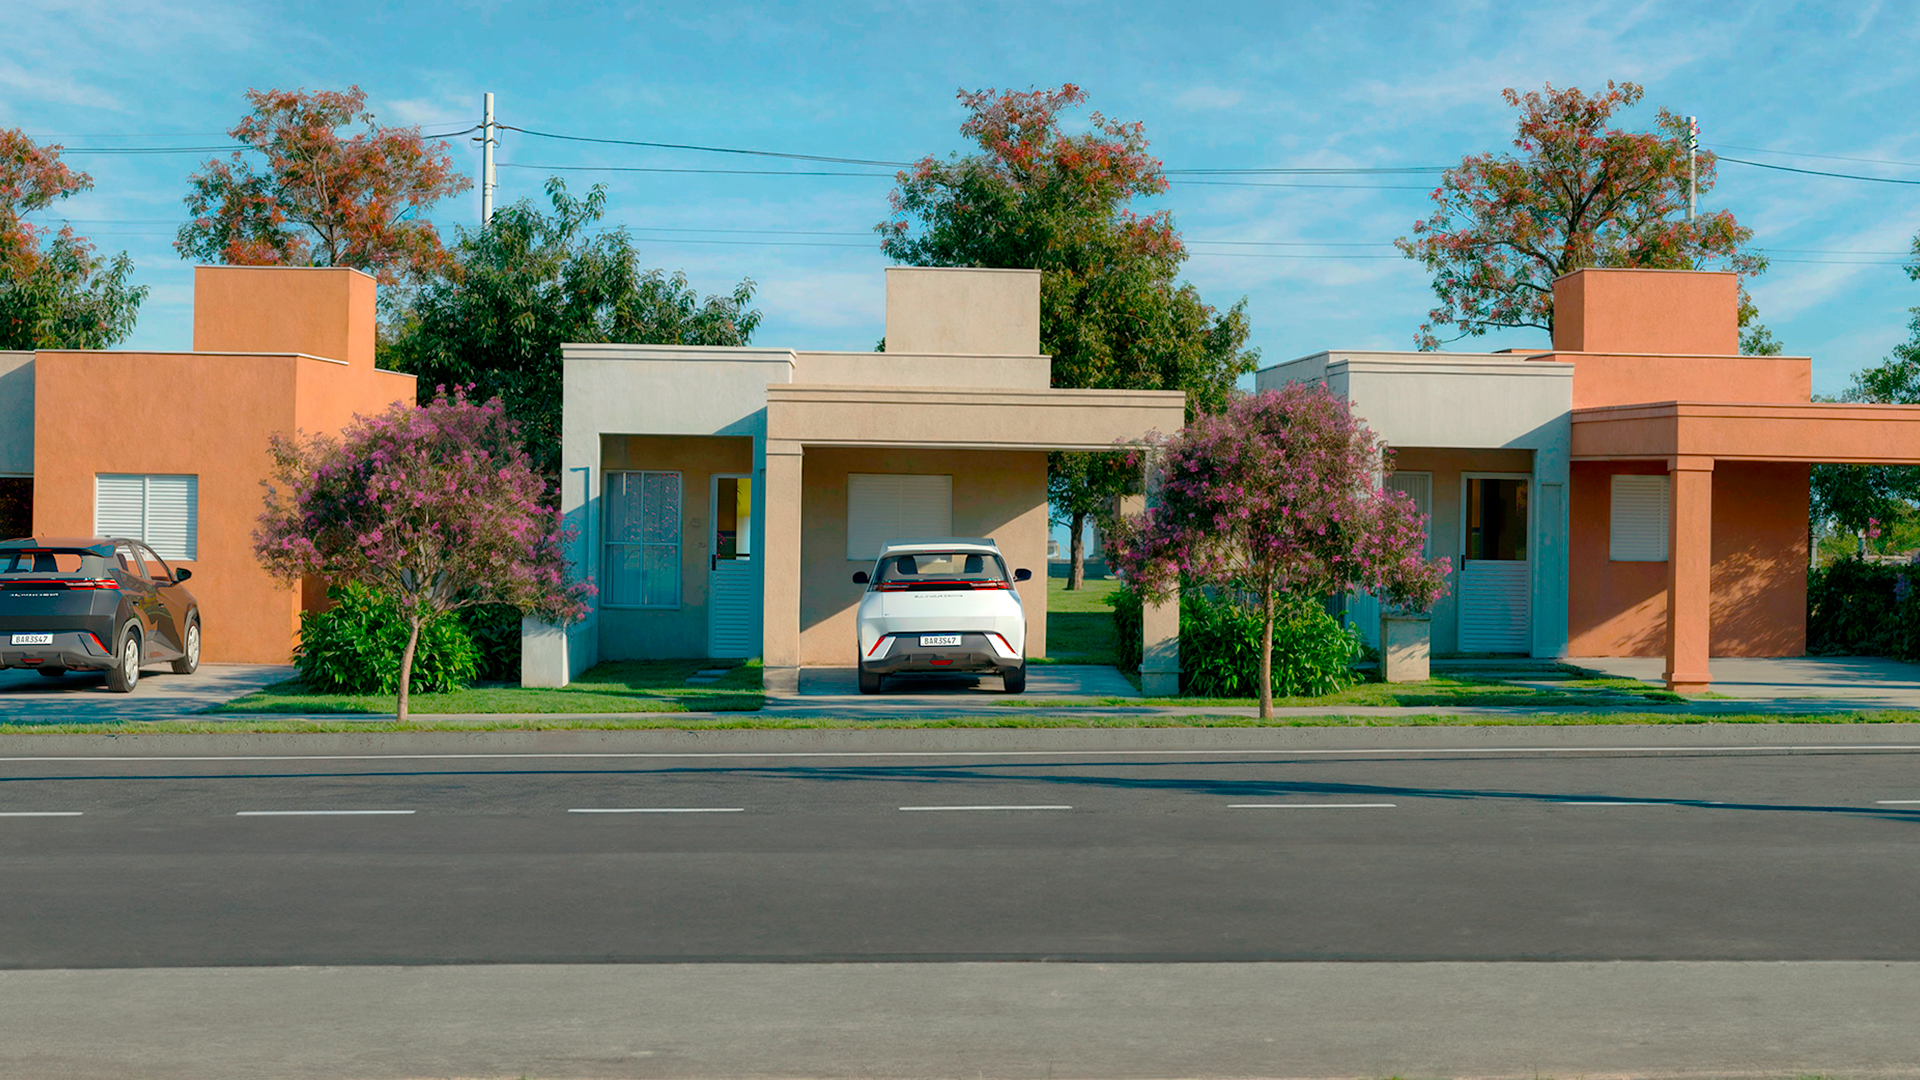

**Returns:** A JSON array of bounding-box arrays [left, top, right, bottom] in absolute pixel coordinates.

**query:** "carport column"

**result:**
[[761, 440, 804, 695], [1664, 455, 1714, 693], [1138, 449, 1180, 696]]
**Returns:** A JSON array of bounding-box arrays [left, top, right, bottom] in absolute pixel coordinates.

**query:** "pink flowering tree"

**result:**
[[1107, 383, 1449, 717], [255, 388, 593, 720]]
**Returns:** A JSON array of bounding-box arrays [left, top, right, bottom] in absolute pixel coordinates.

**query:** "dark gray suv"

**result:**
[[0, 537, 201, 692]]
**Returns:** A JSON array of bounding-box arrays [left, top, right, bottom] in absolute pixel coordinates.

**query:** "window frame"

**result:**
[[601, 469, 684, 610], [94, 473, 198, 562]]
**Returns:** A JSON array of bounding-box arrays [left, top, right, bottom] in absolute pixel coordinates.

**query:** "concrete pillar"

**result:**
[[1135, 452, 1180, 697], [1664, 456, 1714, 692], [761, 441, 804, 695]]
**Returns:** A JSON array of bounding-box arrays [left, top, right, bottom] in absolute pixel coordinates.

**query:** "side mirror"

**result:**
[[173, 568, 192, 583], [852, 571, 870, 585], [1014, 568, 1032, 582]]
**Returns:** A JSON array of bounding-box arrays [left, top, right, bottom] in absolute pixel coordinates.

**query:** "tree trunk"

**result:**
[[1259, 587, 1275, 721], [397, 615, 423, 724], [1067, 509, 1087, 590]]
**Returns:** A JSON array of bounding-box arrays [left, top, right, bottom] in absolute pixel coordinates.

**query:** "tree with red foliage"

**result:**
[[177, 87, 471, 286], [0, 128, 147, 349], [879, 85, 1258, 589], [255, 389, 593, 720], [1395, 82, 1771, 350], [1107, 385, 1447, 718]]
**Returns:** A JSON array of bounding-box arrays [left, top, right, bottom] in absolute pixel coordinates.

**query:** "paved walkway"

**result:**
[[1568, 654, 1920, 709], [0, 663, 295, 721]]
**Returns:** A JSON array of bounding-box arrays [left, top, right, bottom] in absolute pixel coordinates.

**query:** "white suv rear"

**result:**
[[852, 538, 1030, 694]]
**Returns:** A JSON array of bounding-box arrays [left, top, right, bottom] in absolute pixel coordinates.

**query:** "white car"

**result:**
[[852, 538, 1031, 694]]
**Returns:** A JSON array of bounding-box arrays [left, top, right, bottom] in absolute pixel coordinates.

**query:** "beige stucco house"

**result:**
[[521, 267, 1185, 693]]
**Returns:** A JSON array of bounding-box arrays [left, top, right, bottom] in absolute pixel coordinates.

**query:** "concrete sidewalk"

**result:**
[[0, 663, 295, 721], [5, 961, 1918, 1079], [1571, 654, 1920, 708]]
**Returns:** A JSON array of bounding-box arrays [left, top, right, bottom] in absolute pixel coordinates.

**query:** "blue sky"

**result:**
[[8, 0, 1919, 396]]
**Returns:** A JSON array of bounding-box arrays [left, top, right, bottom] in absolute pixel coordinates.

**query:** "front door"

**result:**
[[1458, 475, 1530, 653], [707, 474, 757, 658]]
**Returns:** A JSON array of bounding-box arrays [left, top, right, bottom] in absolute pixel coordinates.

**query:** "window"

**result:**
[[1465, 478, 1527, 561], [1385, 471, 1432, 557], [846, 474, 953, 560], [1610, 474, 1670, 562], [603, 471, 681, 607], [95, 474, 198, 561]]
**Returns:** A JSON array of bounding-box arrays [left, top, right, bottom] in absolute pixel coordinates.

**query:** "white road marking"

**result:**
[[568, 807, 743, 814], [0, 811, 83, 817], [1230, 803, 1396, 809], [1876, 799, 1920, 804], [4, 744, 1919, 764], [899, 805, 1072, 811], [235, 810, 416, 816]]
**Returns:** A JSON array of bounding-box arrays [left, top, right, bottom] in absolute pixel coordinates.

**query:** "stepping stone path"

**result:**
[[685, 668, 732, 685]]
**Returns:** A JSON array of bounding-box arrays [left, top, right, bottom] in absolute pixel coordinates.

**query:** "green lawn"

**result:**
[[210, 658, 764, 715], [1043, 575, 1123, 665], [1002, 668, 1701, 710]]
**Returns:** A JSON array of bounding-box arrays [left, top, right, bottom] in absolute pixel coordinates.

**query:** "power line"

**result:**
[[500, 162, 893, 177], [499, 125, 911, 167], [1717, 156, 1920, 185], [1712, 143, 1920, 170]]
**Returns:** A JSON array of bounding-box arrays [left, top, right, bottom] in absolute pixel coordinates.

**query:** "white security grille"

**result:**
[[1458, 560, 1531, 652], [94, 474, 198, 560], [1610, 474, 1670, 562], [603, 471, 681, 607], [846, 474, 953, 560]]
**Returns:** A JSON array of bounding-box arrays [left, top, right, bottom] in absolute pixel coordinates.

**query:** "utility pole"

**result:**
[[481, 92, 497, 225], [1681, 114, 1697, 221]]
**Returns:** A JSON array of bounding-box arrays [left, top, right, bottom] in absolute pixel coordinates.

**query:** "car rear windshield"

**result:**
[[876, 551, 1008, 586], [0, 549, 105, 576]]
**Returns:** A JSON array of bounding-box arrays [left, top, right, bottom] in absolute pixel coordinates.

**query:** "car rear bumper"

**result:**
[[0, 630, 115, 671], [860, 632, 1023, 676]]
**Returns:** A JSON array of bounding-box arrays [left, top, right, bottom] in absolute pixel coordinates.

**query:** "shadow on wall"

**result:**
[[0, 478, 29, 539]]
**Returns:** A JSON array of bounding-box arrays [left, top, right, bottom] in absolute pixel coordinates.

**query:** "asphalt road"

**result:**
[[3, 738, 1919, 968]]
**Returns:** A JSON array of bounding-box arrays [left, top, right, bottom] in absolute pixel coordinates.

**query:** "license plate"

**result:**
[[918, 635, 962, 648], [10, 634, 52, 646]]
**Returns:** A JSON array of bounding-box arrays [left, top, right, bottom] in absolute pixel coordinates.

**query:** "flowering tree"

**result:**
[[1395, 81, 1770, 350], [255, 389, 593, 720], [1, 128, 147, 348], [1107, 384, 1448, 717], [879, 85, 1258, 588], [177, 86, 470, 286]]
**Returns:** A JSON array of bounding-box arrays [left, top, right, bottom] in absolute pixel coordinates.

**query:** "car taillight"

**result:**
[[875, 583, 910, 592], [969, 581, 1011, 590], [69, 579, 120, 590]]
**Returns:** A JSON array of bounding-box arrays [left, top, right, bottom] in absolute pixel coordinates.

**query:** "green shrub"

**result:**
[[1808, 557, 1920, 660], [296, 582, 479, 694], [1108, 584, 1363, 698], [456, 604, 522, 682]]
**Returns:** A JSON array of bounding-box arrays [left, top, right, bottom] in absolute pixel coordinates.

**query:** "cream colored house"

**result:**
[[521, 267, 1185, 693]]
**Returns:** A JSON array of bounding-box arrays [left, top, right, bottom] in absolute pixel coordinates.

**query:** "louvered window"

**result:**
[[1385, 471, 1433, 556], [94, 474, 197, 561], [603, 471, 681, 608], [847, 474, 953, 560], [1610, 474, 1670, 562]]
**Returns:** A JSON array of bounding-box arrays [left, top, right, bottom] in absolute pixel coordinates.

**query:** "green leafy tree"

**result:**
[[1396, 81, 1773, 349], [1812, 308, 1920, 552], [177, 86, 470, 286], [381, 179, 762, 476], [878, 85, 1258, 588], [0, 128, 147, 348]]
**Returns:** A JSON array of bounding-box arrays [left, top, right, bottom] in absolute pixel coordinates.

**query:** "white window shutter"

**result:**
[[1386, 471, 1433, 556], [1610, 474, 1670, 562], [846, 474, 953, 560], [95, 475, 147, 542], [143, 476, 197, 560]]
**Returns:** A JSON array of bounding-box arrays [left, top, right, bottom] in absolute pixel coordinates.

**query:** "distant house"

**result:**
[[523, 268, 1187, 694], [1261, 268, 1920, 691], [0, 267, 415, 663]]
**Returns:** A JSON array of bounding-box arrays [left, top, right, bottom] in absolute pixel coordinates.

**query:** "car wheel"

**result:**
[[1002, 663, 1026, 694], [171, 617, 200, 675], [35, 667, 67, 678], [857, 667, 883, 694], [106, 626, 141, 694]]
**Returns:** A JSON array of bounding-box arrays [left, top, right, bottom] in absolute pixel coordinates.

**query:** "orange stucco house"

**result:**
[[1263, 267, 1920, 692], [0, 266, 416, 663]]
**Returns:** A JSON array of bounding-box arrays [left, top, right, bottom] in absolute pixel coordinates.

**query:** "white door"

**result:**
[[708, 474, 757, 658], [1458, 475, 1530, 653]]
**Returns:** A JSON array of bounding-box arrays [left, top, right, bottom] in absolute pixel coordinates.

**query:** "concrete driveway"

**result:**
[[0, 663, 295, 721], [1571, 654, 1920, 708]]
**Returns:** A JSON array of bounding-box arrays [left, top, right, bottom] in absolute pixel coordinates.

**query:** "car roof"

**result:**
[[877, 538, 1002, 557], [0, 537, 116, 556]]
